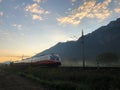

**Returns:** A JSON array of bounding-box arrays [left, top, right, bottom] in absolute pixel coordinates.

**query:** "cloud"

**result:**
[[114, 8, 120, 13], [87, 0, 111, 19], [57, 16, 80, 25], [113, 0, 120, 13], [71, 0, 76, 5], [0, 12, 3, 16], [12, 24, 22, 30], [32, 14, 42, 20], [57, 0, 112, 25], [25, 3, 50, 21], [71, 0, 76, 3], [114, 0, 120, 4], [57, 0, 96, 25], [26, 3, 44, 14], [33, 0, 42, 3]]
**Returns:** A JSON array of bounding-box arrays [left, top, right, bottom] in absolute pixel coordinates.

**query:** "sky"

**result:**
[[0, 0, 120, 62]]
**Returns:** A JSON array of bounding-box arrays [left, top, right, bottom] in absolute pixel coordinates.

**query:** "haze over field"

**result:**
[[0, 0, 120, 62]]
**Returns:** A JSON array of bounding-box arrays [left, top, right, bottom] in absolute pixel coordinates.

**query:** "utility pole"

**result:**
[[22, 54, 24, 60], [81, 30, 85, 68]]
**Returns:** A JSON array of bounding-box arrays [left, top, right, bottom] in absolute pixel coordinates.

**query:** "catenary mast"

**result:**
[[81, 30, 85, 68]]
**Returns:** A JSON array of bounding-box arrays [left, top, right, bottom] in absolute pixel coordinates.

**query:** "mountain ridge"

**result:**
[[34, 18, 120, 65]]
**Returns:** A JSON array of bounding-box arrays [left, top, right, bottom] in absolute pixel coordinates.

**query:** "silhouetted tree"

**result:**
[[96, 52, 119, 65]]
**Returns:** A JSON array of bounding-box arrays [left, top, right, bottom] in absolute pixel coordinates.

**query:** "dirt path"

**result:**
[[0, 69, 49, 90]]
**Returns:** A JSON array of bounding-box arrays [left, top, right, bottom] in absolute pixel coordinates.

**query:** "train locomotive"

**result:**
[[11, 53, 61, 66]]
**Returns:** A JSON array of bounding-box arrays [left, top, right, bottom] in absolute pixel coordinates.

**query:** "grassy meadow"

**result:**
[[3, 66, 120, 90]]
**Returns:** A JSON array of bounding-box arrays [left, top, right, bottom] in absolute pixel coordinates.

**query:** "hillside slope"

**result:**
[[34, 18, 120, 65]]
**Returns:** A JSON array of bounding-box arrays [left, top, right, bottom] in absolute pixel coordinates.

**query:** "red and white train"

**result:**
[[11, 53, 61, 66]]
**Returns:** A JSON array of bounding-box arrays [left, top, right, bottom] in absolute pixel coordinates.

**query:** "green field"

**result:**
[[3, 66, 120, 90]]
